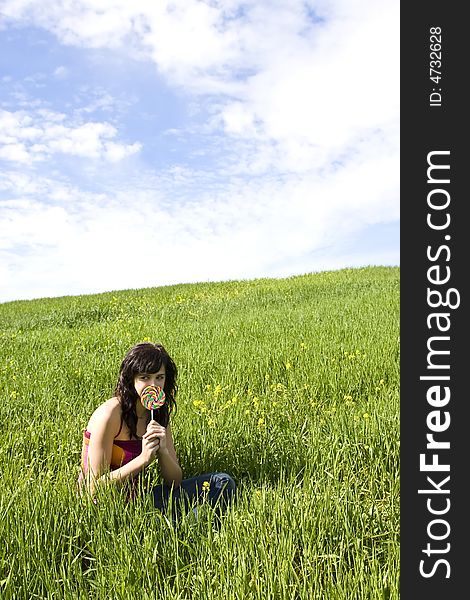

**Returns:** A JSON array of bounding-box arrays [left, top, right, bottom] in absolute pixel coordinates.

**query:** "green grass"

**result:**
[[0, 266, 399, 599]]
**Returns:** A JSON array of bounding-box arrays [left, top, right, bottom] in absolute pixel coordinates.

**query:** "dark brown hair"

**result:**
[[114, 342, 177, 438]]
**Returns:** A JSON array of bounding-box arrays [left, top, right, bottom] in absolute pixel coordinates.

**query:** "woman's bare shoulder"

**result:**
[[86, 397, 122, 436]]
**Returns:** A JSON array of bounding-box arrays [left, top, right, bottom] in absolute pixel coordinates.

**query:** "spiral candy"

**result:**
[[140, 385, 166, 410]]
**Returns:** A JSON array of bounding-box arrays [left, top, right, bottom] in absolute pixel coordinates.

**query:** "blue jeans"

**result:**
[[152, 472, 236, 522]]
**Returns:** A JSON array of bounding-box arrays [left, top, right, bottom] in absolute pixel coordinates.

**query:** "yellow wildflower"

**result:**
[[193, 400, 207, 413]]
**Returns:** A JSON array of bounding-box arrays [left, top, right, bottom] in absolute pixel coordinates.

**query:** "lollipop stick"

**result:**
[[151, 408, 155, 421]]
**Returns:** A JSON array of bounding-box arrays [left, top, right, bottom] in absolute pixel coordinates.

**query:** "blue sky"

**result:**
[[0, 0, 399, 303]]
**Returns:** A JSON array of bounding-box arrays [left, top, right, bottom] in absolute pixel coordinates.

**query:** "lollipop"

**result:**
[[140, 385, 166, 420]]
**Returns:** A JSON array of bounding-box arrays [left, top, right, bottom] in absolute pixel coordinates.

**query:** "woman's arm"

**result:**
[[82, 403, 157, 497], [146, 421, 182, 488]]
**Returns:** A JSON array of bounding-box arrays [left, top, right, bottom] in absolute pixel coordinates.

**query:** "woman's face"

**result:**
[[133, 365, 166, 398]]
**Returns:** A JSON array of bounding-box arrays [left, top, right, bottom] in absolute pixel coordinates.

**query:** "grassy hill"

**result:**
[[0, 266, 399, 599]]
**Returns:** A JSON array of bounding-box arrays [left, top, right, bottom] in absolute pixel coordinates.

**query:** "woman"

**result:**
[[79, 342, 235, 520]]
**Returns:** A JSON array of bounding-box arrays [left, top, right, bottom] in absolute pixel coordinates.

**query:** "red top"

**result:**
[[78, 423, 143, 500]]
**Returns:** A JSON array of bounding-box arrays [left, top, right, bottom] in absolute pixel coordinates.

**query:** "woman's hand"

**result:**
[[141, 420, 167, 465]]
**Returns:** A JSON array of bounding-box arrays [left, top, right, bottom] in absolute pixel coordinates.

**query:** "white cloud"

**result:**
[[0, 142, 30, 162], [0, 145, 398, 302], [1, 2, 399, 170], [77, 91, 120, 115], [0, 108, 141, 163], [0, 0, 399, 302], [53, 65, 68, 78]]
